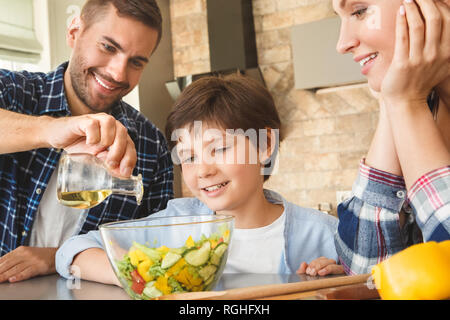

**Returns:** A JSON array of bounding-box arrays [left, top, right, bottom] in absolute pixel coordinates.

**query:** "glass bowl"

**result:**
[[99, 214, 234, 300]]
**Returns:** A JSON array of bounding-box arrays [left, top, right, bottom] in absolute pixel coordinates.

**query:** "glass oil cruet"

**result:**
[[57, 152, 143, 209]]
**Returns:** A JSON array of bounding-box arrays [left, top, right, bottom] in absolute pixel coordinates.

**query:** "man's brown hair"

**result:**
[[81, 0, 163, 50], [165, 73, 283, 181]]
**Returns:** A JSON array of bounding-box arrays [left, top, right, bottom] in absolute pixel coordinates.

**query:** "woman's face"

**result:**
[[333, 0, 402, 92]]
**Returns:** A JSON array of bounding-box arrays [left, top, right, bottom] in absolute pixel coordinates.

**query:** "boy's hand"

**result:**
[[296, 257, 344, 276]]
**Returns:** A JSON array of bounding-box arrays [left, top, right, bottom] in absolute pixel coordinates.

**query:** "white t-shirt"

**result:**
[[224, 211, 286, 274], [29, 164, 86, 248]]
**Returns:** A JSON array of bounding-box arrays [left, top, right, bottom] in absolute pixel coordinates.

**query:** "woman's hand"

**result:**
[[381, 0, 450, 105]]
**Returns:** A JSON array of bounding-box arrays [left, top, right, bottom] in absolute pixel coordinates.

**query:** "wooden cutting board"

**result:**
[[259, 283, 379, 300], [159, 274, 372, 300]]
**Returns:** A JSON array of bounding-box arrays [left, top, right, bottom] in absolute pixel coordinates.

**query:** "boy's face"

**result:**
[[176, 123, 266, 214], [333, 0, 401, 92], [66, 4, 158, 114]]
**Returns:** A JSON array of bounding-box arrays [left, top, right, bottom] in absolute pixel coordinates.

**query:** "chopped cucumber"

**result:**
[[204, 274, 215, 287], [169, 247, 186, 255], [132, 241, 161, 261], [143, 283, 163, 299], [184, 241, 211, 266], [161, 252, 181, 269], [210, 243, 228, 266], [198, 265, 217, 281]]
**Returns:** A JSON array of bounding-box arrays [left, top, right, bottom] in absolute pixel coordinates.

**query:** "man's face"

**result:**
[[67, 4, 159, 113]]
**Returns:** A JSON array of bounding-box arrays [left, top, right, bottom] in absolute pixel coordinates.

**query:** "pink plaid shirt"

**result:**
[[334, 159, 450, 275]]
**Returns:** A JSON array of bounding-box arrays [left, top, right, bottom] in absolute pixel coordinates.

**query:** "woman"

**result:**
[[332, 0, 450, 275]]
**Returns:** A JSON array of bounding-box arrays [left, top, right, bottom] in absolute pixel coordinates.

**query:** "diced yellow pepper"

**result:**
[[210, 240, 218, 249], [186, 269, 203, 286], [156, 245, 169, 254], [137, 260, 154, 283], [129, 249, 151, 267], [135, 249, 149, 262], [155, 276, 172, 295], [166, 258, 187, 277], [185, 235, 195, 248], [173, 267, 191, 287], [372, 240, 450, 300], [128, 250, 139, 267], [223, 229, 230, 243], [191, 284, 204, 292], [189, 275, 203, 286]]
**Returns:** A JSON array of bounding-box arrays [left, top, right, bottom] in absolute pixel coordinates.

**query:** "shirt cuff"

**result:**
[[407, 166, 450, 226], [352, 159, 407, 212], [55, 231, 104, 280]]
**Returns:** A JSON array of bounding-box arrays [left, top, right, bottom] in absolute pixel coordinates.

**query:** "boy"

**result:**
[[56, 74, 343, 286]]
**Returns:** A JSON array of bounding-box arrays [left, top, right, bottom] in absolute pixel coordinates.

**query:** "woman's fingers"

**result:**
[[393, 4, 409, 64], [435, 1, 450, 57], [415, 0, 443, 57], [404, 0, 426, 60]]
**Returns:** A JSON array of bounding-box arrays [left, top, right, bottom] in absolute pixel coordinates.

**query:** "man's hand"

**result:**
[[296, 257, 344, 277], [0, 246, 58, 283], [43, 113, 137, 178]]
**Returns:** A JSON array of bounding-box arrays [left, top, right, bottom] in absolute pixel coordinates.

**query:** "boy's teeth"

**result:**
[[359, 53, 378, 66], [204, 182, 227, 192]]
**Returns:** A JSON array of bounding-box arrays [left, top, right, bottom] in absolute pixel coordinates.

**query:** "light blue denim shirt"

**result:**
[[56, 189, 338, 279]]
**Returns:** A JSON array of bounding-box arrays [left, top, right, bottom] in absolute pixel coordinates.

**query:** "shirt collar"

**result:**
[[37, 62, 70, 116]]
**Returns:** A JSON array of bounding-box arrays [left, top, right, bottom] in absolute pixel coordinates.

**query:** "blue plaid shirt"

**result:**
[[0, 62, 174, 256], [335, 159, 450, 275]]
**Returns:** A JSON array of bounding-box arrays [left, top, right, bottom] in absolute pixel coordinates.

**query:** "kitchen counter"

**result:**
[[0, 273, 330, 300]]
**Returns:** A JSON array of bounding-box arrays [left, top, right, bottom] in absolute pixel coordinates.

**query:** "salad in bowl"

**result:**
[[99, 215, 234, 300]]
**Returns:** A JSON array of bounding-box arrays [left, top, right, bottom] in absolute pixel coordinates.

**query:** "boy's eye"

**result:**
[[351, 7, 367, 18], [181, 155, 196, 164], [215, 146, 229, 153]]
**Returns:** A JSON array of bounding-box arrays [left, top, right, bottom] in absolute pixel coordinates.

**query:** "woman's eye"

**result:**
[[351, 7, 367, 18]]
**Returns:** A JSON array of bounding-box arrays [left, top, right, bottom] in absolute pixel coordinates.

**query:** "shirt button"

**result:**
[[36, 188, 42, 194], [396, 190, 405, 199]]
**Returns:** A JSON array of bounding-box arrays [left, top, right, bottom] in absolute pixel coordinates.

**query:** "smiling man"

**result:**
[[0, 0, 173, 283]]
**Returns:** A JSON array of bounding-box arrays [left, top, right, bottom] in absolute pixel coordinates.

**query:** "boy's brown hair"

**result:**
[[80, 0, 163, 50], [165, 73, 283, 181]]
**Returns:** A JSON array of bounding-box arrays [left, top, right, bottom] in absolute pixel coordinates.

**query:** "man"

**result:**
[[0, 0, 173, 282]]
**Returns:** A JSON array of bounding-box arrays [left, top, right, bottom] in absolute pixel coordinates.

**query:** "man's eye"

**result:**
[[131, 60, 143, 68], [351, 8, 367, 18], [102, 43, 115, 52]]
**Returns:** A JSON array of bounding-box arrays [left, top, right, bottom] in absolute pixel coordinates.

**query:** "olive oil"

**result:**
[[57, 190, 112, 209]]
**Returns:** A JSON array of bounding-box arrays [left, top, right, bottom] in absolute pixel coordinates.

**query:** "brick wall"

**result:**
[[169, 0, 379, 215]]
